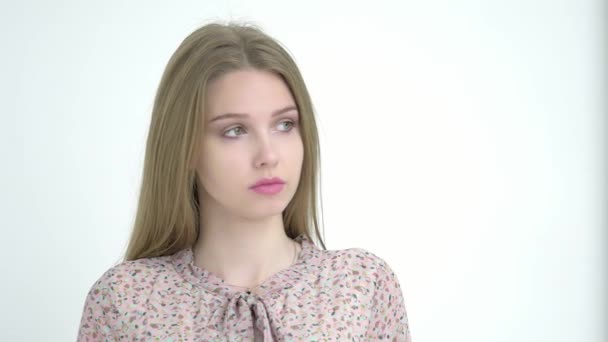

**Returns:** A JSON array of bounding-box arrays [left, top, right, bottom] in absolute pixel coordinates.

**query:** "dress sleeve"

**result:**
[[76, 269, 120, 341], [365, 255, 412, 341]]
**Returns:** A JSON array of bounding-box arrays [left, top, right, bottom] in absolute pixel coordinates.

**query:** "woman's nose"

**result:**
[[254, 136, 279, 168]]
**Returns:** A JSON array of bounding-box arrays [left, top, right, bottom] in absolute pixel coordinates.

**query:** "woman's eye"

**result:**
[[223, 126, 245, 137], [222, 120, 296, 138], [278, 120, 295, 131]]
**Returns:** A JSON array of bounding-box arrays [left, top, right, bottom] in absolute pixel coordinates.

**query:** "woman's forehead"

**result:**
[[205, 70, 296, 120]]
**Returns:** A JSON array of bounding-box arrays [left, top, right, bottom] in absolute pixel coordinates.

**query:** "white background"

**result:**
[[0, 0, 605, 341]]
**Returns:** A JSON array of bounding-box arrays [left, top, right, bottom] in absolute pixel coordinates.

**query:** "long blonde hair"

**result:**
[[123, 21, 326, 261]]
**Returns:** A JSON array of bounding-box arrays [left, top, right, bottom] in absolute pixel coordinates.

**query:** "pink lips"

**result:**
[[250, 177, 285, 195], [251, 183, 285, 194]]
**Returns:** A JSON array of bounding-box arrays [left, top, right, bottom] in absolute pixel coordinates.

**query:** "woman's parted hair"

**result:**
[[123, 21, 326, 261]]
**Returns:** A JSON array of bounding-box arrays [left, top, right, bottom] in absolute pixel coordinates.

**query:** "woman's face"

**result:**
[[194, 69, 304, 221]]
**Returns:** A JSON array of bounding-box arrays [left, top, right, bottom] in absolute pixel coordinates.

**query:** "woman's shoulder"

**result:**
[[317, 246, 398, 286], [324, 246, 393, 271], [82, 254, 176, 303], [104, 253, 172, 276], [77, 254, 178, 339]]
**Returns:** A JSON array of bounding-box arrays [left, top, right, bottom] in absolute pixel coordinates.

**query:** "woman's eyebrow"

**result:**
[[208, 105, 298, 123]]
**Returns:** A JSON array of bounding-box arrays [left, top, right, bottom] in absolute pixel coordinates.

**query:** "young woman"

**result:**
[[77, 21, 412, 341]]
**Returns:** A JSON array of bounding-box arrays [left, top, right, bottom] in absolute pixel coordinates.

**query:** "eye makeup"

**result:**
[[221, 117, 298, 139]]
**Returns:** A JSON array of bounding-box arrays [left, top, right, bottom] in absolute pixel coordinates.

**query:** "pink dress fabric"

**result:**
[[77, 234, 411, 341]]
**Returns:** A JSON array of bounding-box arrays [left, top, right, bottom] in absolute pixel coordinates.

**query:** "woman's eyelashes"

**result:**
[[222, 120, 297, 138]]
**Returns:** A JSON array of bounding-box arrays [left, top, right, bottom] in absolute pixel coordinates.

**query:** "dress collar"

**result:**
[[171, 233, 318, 298]]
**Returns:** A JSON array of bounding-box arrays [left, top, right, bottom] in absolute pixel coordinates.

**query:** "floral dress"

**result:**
[[77, 234, 412, 341]]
